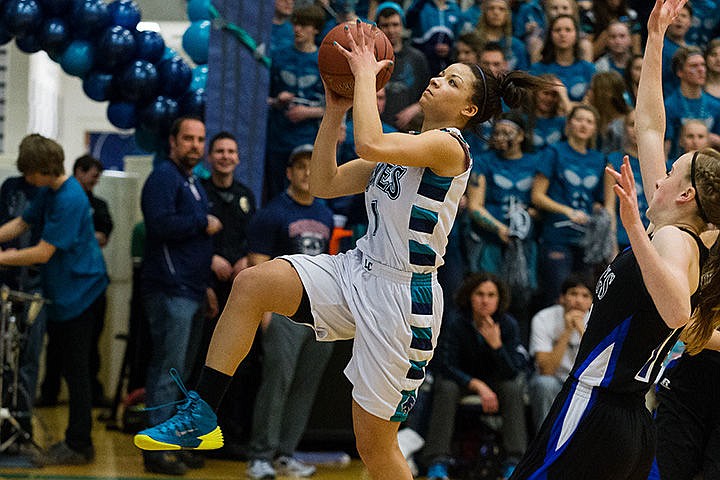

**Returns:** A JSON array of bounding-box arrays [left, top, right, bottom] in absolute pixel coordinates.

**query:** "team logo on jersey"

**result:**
[[595, 265, 615, 300], [367, 163, 407, 199]]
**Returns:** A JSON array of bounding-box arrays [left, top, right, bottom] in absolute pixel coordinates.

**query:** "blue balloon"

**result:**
[[135, 30, 165, 63], [157, 56, 192, 99], [83, 71, 115, 101], [108, 0, 141, 29], [37, 0, 73, 17], [180, 88, 206, 119], [72, 0, 111, 39], [189, 64, 208, 91], [119, 60, 159, 102], [59, 39, 94, 77], [107, 101, 137, 129], [40, 17, 71, 56], [15, 32, 42, 53], [182, 20, 210, 65], [96, 25, 136, 71], [2, 0, 43, 37], [161, 46, 176, 62], [187, 0, 211, 21], [139, 95, 179, 134]]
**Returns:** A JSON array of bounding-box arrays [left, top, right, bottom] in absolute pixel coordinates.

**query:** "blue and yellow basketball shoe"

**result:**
[[133, 369, 223, 451]]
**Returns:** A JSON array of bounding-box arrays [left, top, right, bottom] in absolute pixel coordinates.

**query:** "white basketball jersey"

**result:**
[[355, 128, 472, 273]]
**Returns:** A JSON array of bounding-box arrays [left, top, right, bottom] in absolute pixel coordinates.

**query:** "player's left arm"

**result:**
[[634, 226, 698, 329]]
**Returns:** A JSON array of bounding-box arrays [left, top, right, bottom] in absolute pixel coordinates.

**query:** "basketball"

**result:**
[[318, 21, 394, 98]]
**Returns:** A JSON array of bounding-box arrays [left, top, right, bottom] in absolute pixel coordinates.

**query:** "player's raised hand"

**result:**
[[648, 0, 688, 35]]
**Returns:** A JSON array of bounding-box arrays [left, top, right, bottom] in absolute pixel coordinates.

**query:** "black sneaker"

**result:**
[[32, 441, 94, 466], [143, 451, 188, 476]]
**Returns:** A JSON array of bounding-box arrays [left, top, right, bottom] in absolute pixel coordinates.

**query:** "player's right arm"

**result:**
[[309, 80, 377, 199], [635, 0, 688, 206]]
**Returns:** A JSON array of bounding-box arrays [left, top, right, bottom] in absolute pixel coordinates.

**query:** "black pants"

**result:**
[[511, 381, 655, 480], [46, 291, 106, 450], [654, 351, 720, 480]]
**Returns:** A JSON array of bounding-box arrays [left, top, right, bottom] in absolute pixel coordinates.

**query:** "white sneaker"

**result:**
[[274, 455, 316, 477], [247, 459, 276, 479]]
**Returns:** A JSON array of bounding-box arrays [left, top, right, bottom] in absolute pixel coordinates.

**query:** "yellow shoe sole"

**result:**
[[133, 426, 224, 451]]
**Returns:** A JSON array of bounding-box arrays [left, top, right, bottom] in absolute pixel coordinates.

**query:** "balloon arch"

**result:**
[[0, 0, 213, 155]]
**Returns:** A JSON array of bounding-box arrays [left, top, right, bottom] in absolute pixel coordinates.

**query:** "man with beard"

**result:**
[[139, 116, 222, 475]]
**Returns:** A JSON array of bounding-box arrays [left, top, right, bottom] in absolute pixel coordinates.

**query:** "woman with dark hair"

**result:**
[[584, 70, 631, 154], [582, 0, 641, 59], [530, 14, 596, 102], [134, 20, 550, 480], [511, 0, 720, 477], [423, 272, 530, 480]]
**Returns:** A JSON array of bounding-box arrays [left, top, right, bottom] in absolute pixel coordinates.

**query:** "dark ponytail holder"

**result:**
[[474, 64, 488, 122]]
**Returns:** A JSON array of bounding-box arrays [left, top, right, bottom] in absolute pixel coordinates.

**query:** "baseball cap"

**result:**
[[288, 144, 314, 165]]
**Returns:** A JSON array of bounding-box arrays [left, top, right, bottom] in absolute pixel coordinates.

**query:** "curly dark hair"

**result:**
[[454, 272, 510, 318]]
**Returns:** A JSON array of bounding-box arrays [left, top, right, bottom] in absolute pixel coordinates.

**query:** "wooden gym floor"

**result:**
[[0, 405, 372, 479]]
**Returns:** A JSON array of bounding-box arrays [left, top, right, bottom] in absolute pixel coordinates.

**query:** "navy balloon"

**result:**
[[107, 102, 137, 129], [182, 20, 210, 65], [15, 32, 42, 53], [135, 30, 165, 63], [96, 25, 136, 72], [180, 88, 206, 119], [157, 56, 192, 99], [190, 64, 208, 91], [0, 25, 12, 46], [38, 0, 73, 16], [83, 71, 115, 102], [41, 18, 71, 56], [2, 0, 43, 37], [140, 95, 179, 134], [59, 40, 94, 77], [187, 0, 211, 21], [108, 0, 141, 29], [134, 126, 161, 153], [72, 0, 111, 39], [119, 60, 159, 102]]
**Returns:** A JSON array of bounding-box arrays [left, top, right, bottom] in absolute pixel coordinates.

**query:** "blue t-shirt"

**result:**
[[664, 90, 720, 159], [533, 115, 566, 151], [267, 46, 325, 154], [607, 152, 649, 247], [270, 21, 294, 58], [662, 37, 683, 96], [473, 150, 541, 227], [461, 4, 481, 32], [247, 192, 334, 257], [513, 0, 545, 41], [686, 0, 720, 47], [497, 35, 530, 71], [530, 60, 596, 102], [537, 141, 606, 246], [22, 177, 108, 321]]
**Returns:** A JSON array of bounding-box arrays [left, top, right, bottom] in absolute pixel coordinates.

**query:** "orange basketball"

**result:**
[[318, 21, 394, 98]]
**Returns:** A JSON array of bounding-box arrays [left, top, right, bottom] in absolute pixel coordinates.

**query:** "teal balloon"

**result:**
[[182, 20, 210, 65], [161, 46, 176, 62], [187, 0, 211, 21], [59, 40, 95, 77], [190, 64, 208, 91]]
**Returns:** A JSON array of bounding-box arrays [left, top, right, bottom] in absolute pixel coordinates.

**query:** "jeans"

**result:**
[[538, 243, 593, 308], [18, 297, 46, 435], [143, 293, 201, 426], [528, 374, 564, 430]]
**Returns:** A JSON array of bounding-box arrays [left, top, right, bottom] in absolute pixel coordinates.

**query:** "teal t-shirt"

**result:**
[[23, 176, 108, 321]]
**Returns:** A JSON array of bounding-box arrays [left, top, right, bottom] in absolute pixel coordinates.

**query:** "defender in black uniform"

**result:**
[[511, 0, 720, 478]]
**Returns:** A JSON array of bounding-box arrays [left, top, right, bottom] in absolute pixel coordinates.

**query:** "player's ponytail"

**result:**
[[465, 64, 554, 131]]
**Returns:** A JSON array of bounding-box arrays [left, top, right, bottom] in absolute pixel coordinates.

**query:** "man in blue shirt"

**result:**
[[140, 116, 222, 475], [0, 134, 108, 465]]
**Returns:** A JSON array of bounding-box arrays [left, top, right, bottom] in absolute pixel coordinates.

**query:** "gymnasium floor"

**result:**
[[0, 405, 370, 479]]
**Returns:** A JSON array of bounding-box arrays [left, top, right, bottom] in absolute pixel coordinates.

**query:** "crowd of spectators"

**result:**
[[4, 0, 720, 478]]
